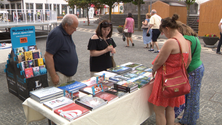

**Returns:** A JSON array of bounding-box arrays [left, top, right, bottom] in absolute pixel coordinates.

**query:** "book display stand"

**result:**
[[4, 26, 48, 101]]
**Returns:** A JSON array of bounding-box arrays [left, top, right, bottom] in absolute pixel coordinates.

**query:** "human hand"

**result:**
[[51, 73, 59, 85], [106, 45, 114, 52]]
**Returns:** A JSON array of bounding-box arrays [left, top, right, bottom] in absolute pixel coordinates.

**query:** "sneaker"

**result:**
[[216, 52, 222, 54], [148, 49, 154, 51], [154, 50, 160, 53]]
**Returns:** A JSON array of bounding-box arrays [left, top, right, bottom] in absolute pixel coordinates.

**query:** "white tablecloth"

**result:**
[[22, 83, 154, 125]]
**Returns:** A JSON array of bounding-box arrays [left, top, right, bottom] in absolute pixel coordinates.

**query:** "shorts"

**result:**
[[125, 32, 132, 37], [47, 71, 74, 87], [152, 29, 161, 42]]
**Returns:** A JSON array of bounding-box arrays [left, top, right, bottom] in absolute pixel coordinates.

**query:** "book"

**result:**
[[24, 67, 34, 78], [38, 58, 44, 66], [17, 54, 25, 63], [54, 103, 90, 121], [28, 60, 34, 67], [81, 77, 97, 86], [30, 87, 63, 101], [114, 81, 138, 93], [94, 71, 117, 80], [24, 51, 33, 61], [28, 45, 37, 51], [94, 92, 118, 102], [121, 62, 142, 70], [144, 68, 152, 72], [15, 47, 25, 55], [100, 80, 116, 89], [39, 65, 47, 74], [33, 59, 39, 67], [105, 89, 127, 98], [75, 95, 107, 110], [128, 75, 151, 88], [96, 74, 105, 84], [135, 65, 149, 71], [43, 97, 74, 110], [32, 51, 40, 59], [32, 66, 41, 76], [58, 81, 87, 100], [79, 83, 104, 95], [109, 75, 130, 82], [107, 66, 132, 74]]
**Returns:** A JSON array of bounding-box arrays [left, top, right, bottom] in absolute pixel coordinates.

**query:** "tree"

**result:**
[[66, 0, 76, 14], [66, 0, 92, 26], [132, 0, 145, 31], [180, 0, 196, 24]]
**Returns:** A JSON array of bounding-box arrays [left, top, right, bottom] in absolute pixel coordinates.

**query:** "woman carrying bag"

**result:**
[[142, 13, 152, 48]]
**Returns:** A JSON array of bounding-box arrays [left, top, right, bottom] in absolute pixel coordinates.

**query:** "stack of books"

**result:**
[[75, 95, 107, 111], [54, 103, 90, 121], [14, 45, 47, 78], [107, 66, 132, 74], [100, 80, 116, 89], [43, 97, 74, 110], [114, 81, 138, 93], [30, 87, 63, 103], [58, 81, 87, 100], [135, 65, 149, 71], [129, 75, 152, 88]]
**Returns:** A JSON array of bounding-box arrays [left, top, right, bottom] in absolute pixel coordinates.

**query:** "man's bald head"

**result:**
[[62, 14, 79, 35], [151, 9, 157, 15]]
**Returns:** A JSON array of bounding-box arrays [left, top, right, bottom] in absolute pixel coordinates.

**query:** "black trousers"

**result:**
[[217, 32, 222, 53]]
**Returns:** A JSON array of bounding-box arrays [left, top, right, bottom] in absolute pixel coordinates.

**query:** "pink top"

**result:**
[[125, 17, 134, 33]]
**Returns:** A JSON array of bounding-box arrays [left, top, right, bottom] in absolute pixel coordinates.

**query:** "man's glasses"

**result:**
[[101, 22, 112, 27]]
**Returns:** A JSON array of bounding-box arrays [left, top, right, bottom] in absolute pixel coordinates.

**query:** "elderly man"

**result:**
[[147, 9, 162, 53], [45, 14, 79, 87]]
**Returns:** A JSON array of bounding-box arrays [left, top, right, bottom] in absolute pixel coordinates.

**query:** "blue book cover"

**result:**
[[58, 81, 87, 91]]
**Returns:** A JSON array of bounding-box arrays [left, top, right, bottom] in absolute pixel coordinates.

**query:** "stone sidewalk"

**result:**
[[0, 18, 221, 125]]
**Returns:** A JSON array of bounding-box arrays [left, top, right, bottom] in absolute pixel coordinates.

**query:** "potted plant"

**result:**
[[202, 34, 219, 45], [117, 25, 123, 33]]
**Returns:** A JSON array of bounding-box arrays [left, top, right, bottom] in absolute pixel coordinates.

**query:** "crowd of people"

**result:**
[[44, 12, 207, 125]]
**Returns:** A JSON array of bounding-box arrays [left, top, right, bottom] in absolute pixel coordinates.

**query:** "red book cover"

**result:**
[[54, 103, 90, 121], [94, 92, 118, 102], [24, 67, 34, 78]]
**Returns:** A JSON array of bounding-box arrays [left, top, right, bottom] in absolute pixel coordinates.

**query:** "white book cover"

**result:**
[[43, 97, 73, 110], [94, 71, 117, 79], [30, 87, 63, 99]]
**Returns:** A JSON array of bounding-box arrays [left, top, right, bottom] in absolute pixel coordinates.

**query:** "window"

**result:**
[[36, 4, 42, 9]]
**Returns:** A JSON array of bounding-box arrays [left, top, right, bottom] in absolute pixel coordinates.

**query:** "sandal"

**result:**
[[125, 45, 129, 47]]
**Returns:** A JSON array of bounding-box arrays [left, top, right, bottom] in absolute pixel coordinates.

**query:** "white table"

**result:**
[[23, 82, 154, 125]]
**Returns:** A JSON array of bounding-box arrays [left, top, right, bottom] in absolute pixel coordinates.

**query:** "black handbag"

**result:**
[[146, 32, 150, 37]]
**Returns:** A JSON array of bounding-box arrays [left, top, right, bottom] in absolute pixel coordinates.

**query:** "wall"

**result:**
[[198, 0, 222, 37], [169, 6, 187, 24]]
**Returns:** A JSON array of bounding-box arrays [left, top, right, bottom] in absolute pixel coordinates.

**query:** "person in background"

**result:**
[[87, 20, 116, 77], [216, 20, 222, 54], [123, 13, 135, 47], [147, 9, 162, 53], [142, 13, 152, 48], [175, 20, 205, 125], [45, 14, 79, 87], [148, 14, 191, 125]]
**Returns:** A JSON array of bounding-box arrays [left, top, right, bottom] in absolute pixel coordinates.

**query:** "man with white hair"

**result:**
[[147, 9, 162, 53], [45, 14, 79, 87]]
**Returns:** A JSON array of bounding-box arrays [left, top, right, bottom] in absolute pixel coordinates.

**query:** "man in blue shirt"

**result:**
[[45, 14, 79, 86]]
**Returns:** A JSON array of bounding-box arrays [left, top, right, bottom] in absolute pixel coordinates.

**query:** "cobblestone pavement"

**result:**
[[0, 18, 221, 125]]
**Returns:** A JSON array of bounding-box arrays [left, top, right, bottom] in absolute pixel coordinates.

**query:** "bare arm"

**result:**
[[147, 24, 154, 33], [44, 52, 59, 85], [123, 19, 127, 30], [142, 20, 148, 25]]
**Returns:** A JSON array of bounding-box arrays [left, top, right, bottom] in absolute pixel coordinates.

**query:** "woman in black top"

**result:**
[[87, 20, 116, 76]]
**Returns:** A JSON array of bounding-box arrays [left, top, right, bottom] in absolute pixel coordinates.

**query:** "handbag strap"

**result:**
[[162, 38, 188, 76]]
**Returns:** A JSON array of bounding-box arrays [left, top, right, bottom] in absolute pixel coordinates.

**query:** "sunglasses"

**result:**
[[101, 22, 112, 27]]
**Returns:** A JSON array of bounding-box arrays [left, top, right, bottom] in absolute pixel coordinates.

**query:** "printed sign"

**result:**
[[10, 26, 36, 49]]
